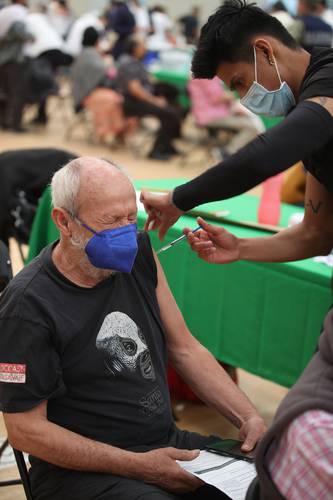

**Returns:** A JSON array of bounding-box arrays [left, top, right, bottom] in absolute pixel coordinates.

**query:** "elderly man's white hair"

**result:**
[[51, 157, 125, 216]]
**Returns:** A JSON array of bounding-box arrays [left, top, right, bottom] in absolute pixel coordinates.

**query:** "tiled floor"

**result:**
[[0, 96, 285, 500]]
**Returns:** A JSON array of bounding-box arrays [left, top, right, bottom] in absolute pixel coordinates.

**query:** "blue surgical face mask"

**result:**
[[240, 48, 295, 117], [77, 220, 138, 273]]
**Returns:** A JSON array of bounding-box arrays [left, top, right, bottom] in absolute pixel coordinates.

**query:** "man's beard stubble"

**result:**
[[70, 232, 115, 282]]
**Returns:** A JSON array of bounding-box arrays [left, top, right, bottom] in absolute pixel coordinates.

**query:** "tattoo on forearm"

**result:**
[[306, 199, 323, 214]]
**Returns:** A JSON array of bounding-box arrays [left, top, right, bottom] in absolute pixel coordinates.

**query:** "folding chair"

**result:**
[[13, 449, 34, 500], [0, 243, 23, 491], [0, 439, 22, 489], [0, 240, 12, 289], [0, 242, 34, 499]]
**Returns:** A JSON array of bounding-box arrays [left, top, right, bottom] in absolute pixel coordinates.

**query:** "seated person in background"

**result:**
[[178, 6, 200, 45], [116, 37, 182, 160], [317, 0, 333, 29], [297, 0, 332, 52], [71, 27, 134, 142], [270, 1, 304, 43], [0, 0, 33, 132], [189, 77, 260, 158], [255, 308, 333, 499], [0, 157, 266, 500], [24, 6, 73, 125], [71, 27, 111, 112], [64, 10, 105, 58]]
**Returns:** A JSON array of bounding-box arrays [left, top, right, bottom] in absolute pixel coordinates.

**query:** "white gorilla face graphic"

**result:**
[[96, 312, 156, 380]]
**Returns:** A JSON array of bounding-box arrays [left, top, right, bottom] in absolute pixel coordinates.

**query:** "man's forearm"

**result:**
[[8, 417, 141, 476], [170, 340, 258, 428], [238, 222, 333, 262], [129, 83, 160, 106]]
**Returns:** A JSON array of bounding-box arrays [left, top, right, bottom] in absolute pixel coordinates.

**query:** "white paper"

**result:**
[[135, 191, 146, 213], [135, 189, 166, 214], [178, 450, 256, 500]]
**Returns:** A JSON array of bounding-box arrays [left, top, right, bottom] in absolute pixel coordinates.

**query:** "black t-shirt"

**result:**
[[299, 48, 333, 190], [0, 232, 173, 451]]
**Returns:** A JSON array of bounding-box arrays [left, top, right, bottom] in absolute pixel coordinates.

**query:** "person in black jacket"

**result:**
[[141, 0, 333, 253], [108, 0, 135, 60]]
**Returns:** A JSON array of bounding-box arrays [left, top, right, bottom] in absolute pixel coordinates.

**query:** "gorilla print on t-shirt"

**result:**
[[96, 311, 156, 381]]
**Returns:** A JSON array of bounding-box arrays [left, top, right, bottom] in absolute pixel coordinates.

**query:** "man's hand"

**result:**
[[238, 414, 267, 452], [137, 447, 203, 493], [184, 217, 241, 264], [140, 190, 183, 240], [154, 96, 168, 107]]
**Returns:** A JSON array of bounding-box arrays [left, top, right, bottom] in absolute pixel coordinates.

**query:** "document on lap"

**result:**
[[177, 450, 257, 500]]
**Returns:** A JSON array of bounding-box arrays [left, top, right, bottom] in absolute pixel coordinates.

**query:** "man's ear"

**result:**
[[253, 38, 275, 65], [52, 208, 73, 236]]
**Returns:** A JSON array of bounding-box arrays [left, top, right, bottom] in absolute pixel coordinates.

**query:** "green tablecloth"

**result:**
[[27, 179, 332, 388]]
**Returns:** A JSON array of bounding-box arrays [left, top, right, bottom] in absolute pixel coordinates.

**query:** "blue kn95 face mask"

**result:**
[[240, 47, 295, 117], [79, 221, 138, 273]]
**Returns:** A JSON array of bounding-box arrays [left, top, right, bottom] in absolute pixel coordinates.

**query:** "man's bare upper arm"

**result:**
[[303, 172, 333, 239], [153, 252, 194, 353]]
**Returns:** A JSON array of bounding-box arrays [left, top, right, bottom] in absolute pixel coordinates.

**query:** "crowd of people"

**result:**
[[0, 0, 196, 137], [2, 0, 333, 158], [0, 0, 259, 161]]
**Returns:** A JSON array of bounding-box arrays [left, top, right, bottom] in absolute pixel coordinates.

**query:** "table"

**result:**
[[27, 179, 332, 388]]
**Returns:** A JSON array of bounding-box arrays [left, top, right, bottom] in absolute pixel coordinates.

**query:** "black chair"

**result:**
[[13, 449, 34, 500], [0, 148, 76, 254], [0, 442, 34, 500], [0, 242, 33, 499], [0, 439, 22, 489], [0, 240, 12, 290], [0, 243, 23, 492], [245, 476, 261, 500]]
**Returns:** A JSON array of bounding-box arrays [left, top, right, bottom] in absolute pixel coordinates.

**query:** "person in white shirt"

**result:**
[[317, 0, 333, 29], [24, 8, 73, 125], [47, 0, 73, 40], [270, 1, 304, 42], [24, 11, 65, 59], [0, 0, 27, 39], [64, 11, 104, 58], [0, 0, 31, 131], [147, 6, 174, 51], [129, 0, 150, 39]]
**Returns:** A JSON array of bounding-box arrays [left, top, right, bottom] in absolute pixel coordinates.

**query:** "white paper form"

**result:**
[[178, 450, 257, 500], [136, 191, 146, 213]]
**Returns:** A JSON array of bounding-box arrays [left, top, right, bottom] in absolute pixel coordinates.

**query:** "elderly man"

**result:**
[[0, 157, 265, 500]]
